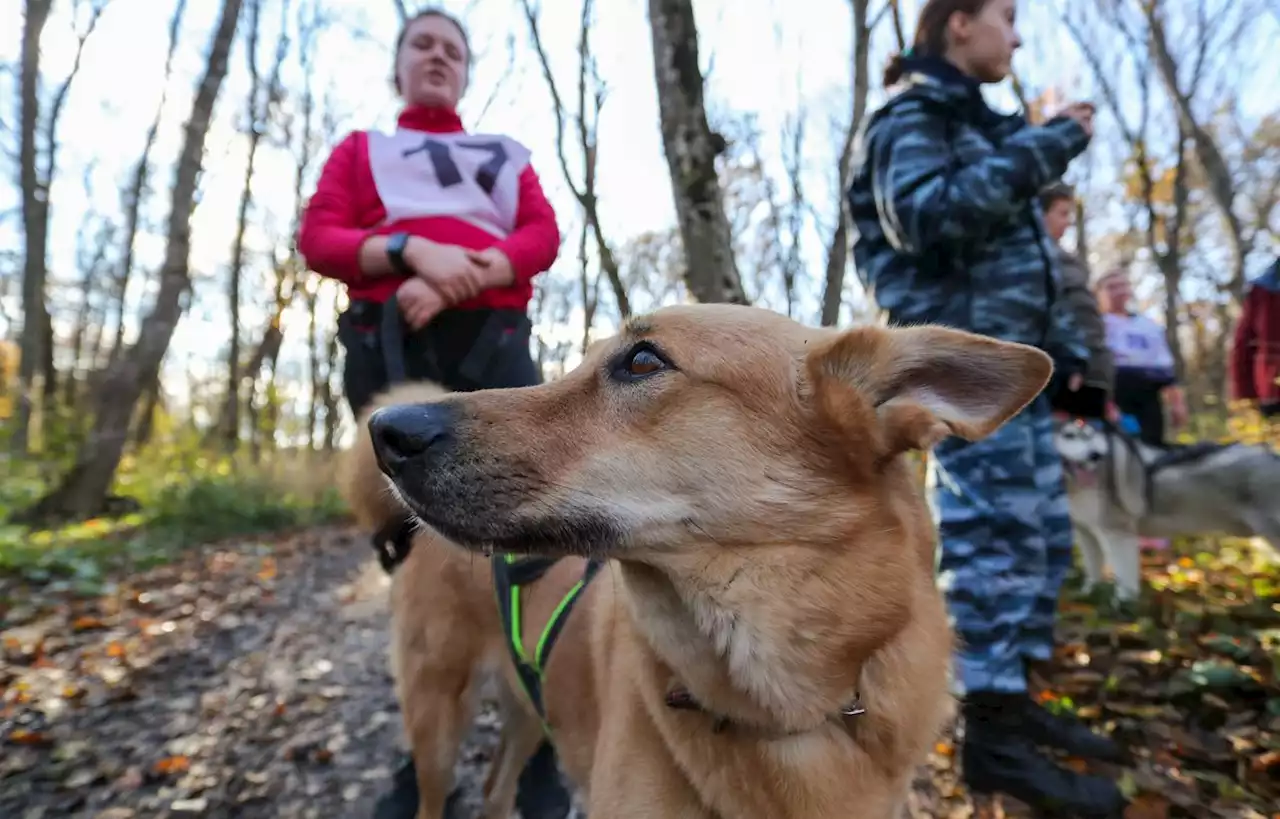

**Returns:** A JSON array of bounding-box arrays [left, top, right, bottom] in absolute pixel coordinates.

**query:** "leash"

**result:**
[[380, 294, 409, 385], [369, 293, 435, 574], [378, 293, 443, 387]]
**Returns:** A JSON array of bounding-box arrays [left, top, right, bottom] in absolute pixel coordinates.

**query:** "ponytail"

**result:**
[[885, 0, 992, 87], [883, 53, 909, 87]]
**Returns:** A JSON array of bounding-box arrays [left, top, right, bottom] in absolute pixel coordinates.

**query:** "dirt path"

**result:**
[[0, 526, 505, 819], [4, 527, 1278, 819]]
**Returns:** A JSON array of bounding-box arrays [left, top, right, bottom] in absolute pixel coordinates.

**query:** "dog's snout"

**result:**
[[1087, 451, 1104, 463], [368, 403, 455, 475]]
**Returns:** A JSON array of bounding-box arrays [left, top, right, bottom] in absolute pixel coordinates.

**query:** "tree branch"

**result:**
[[44, 0, 111, 183], [518, 0, 630, 317]]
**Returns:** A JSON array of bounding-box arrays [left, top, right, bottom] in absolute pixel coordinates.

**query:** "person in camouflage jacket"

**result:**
[[846, 2, 1125, 817]]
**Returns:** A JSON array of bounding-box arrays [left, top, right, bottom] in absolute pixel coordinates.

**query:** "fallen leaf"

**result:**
[[7, 728, 54, 747], [71, 616, 105, 632], [152, 755, 191, 775]]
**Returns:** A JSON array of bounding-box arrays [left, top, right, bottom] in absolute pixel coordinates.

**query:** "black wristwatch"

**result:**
[[386, 232, 413, 276]]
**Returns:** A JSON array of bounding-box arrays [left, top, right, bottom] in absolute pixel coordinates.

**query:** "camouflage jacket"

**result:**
[[847, 60, 1092, 372]]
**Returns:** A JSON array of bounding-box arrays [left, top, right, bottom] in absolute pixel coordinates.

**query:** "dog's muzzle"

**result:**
[[1063, 455, 1101, 488]]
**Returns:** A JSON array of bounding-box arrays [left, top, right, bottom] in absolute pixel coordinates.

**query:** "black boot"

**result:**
[[962, 694, 1127, 819], [371, 754, 465, 819], [1019, 695, 1128, 763], [1021, 658, 1127, 763], [515, 740, 575, 819]]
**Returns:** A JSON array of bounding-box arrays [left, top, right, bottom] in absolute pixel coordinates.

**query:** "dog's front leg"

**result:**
[[478, 681, 548, 819], [1073, 523, 1105, 595], [393, 636, 476, 819], [1103, 526, 1142, 602], [390, 564, 485, 819], [586, 710, 708, 819]]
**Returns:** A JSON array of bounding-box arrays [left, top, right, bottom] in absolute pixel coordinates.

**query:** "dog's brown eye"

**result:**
[[610, 343, 670, 382], [628, 349, 664, 375]]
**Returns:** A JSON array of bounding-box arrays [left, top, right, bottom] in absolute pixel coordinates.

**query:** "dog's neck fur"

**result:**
[[618, 539, 909, 735]]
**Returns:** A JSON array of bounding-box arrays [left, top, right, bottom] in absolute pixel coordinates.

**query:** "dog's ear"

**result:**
[[806, 324, 1054, 455]]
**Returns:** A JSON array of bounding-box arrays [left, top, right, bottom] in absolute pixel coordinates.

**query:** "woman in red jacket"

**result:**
[[299, 8, 559, 417], [298, 9, 569, 819]]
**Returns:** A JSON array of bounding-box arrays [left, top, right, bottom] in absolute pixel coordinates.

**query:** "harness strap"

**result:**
[[380, 294, 409, 385], [494, 555, 603, 734]]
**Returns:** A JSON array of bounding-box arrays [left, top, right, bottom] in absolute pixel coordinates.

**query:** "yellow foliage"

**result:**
[[0, 339, 18, 419], [1121, 158, 1179, 206]]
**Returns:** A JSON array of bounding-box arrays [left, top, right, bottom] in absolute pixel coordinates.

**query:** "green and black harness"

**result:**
[[492, 553, 603, 732], [373, 517, 601, 733]]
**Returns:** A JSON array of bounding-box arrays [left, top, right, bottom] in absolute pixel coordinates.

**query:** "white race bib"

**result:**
[[367, 129, 532, 239], [1104, 313, 1175, 373]]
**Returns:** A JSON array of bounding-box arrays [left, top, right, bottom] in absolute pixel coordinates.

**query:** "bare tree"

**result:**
[[820, 0, 875, 326], [104, 0, 188, 368], [14, 0, 109, 454], [214, 0, 292, 448], [1063, 2, 1194, 381], [64, 210, 115, 409], [1146, 0, 1258, 301], [576, 220, 601, 354], [19, 0, 245, 522], [647, 0, 746, 304], [520, 0, 630, 318]]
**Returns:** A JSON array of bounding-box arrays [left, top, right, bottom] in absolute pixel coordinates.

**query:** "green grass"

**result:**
[[0, 445, 348, 590]]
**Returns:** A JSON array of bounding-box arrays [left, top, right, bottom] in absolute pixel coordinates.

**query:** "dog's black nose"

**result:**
[[368, 403, 454, 475]]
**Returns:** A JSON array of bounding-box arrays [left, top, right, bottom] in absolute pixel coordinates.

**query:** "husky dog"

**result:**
[[1053, 418, 1280, 600]]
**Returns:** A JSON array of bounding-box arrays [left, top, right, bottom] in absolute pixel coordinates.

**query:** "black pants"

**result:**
[[1113, 370, 1168, 447], [339, 302, 541, 415], [339, 302, 571, 819]]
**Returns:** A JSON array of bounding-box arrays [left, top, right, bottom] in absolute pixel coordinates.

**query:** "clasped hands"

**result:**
[[397, 239, 514, 330]]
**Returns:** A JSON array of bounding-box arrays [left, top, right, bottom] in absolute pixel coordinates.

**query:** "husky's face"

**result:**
[[1053, 418, 1108, 486]]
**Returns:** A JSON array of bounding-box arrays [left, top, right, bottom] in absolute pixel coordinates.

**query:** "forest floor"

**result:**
[[1, 526, 1277, 818]]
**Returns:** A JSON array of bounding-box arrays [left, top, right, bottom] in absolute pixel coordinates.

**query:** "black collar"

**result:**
[[373, 514, 417, 574], [664, 685, 866, 737]]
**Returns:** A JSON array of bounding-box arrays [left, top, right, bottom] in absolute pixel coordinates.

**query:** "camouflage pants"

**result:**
[[930, 396, 1072, 695]]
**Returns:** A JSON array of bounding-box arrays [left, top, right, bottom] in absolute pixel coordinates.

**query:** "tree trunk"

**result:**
[[305, 279, 320, 451], [321, 301, 341, 452], [64, 223, 113, 409], [820, 0, 872, 326], [18, 0, 103, 451], [14, 0, 55, 456], [577, 220, 600, 353], [132, 375, 163, 448], [17, 0, 245, 524], [647, 0, 746, 304]]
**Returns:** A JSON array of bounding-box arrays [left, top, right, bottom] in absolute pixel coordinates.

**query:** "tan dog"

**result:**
[[342, 303, 1053, 819]]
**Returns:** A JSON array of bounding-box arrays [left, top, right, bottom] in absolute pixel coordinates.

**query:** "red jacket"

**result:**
[[297, 106, 560, 310], [1230, 260, 1280, 404]]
